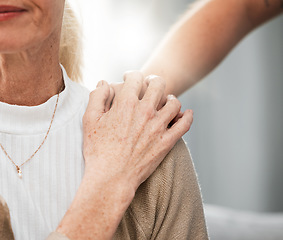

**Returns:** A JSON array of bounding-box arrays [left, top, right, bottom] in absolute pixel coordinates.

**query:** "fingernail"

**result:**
[[167, 94, 176, 100], [147, 74, 158, 80]]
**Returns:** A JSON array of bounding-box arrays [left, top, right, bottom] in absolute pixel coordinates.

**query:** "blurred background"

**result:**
[[69, 0, 283, 215]]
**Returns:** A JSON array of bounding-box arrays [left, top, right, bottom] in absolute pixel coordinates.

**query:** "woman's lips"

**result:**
[[0, 5, 27, 21]]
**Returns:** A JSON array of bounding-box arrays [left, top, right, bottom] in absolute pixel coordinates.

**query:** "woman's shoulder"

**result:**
[[114, 139, 208, 240]]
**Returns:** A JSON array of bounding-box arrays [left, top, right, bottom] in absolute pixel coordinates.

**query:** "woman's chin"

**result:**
[[0, 33, 47, 54], [0, 25, 61, 55], [0, 31, 31, 53], [0, 41, 28, 54]]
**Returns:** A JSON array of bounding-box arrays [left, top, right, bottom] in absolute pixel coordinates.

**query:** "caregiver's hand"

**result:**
[[83, 71, 193, 191]]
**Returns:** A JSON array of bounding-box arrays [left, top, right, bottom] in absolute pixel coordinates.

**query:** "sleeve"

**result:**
[[114, 139, 208, 240], [0, 196, 15, 240]]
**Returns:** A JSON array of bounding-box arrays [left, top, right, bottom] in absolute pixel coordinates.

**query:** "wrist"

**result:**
[[56, 171, 135, 240], [83, 157, 138, 202], [82, 169, 136, 208]]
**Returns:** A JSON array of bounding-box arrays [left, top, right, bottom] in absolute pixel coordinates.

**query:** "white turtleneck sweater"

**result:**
[[0, 66, 90, 240]]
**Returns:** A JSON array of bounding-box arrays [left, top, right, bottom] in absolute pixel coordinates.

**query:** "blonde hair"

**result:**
[[60, 2, 83, 82]]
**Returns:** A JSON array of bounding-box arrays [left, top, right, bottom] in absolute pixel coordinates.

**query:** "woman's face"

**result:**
[[0, 0, 65, 53]]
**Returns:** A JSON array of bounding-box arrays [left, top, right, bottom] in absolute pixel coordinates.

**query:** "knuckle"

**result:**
[[152, 122, 164, 135], [162, 133, 175, 147], [168, 95, 181, 109], [142, 104, 156, 120]]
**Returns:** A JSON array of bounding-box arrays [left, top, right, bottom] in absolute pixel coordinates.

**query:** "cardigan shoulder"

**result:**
[[0, 139, 208, 240], [114, 138, 208, 240]]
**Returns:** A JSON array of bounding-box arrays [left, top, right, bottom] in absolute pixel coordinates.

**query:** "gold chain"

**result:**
[[0, 81, 64, 179]]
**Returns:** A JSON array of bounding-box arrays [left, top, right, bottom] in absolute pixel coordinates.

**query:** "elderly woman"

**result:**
[[0, 1, 208, 240]]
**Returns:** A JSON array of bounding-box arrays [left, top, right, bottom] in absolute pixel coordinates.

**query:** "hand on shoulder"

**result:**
[[83, 71, 193, 191]]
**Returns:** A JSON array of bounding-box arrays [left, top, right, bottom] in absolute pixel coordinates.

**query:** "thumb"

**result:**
[[86, 80, 110, 120]]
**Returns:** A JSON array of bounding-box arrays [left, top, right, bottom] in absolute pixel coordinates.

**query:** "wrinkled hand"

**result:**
[[83, 71, 193, 192]]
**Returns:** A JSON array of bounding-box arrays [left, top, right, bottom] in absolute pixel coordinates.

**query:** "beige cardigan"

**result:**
[[0, 139, 208, 240]]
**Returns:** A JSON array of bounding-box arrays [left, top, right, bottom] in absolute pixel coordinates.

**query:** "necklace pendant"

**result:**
[[16, 166, 22, 179]]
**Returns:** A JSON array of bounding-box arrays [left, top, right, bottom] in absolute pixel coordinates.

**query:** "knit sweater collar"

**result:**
[[0, 66, 87, 135]]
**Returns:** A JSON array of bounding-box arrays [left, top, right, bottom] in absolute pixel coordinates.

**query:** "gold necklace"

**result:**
[[0, 82, 64, 179]]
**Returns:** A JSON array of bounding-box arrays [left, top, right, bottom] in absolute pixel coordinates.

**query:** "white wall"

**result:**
[[69, 0, 283, 212], [181, 15, 283, 212]]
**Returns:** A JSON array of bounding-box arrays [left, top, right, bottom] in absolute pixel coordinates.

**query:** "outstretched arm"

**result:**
[[142, 0, 283, 96]]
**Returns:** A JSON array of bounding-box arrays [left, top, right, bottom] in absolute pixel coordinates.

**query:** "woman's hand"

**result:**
[[83, 71, 193, 192], [110, 74, 167, 110], [57, 71, 193, 240]]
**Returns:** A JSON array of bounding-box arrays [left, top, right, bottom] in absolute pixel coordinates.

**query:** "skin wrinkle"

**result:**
[[0, 0, 64, 106], [31, 2, 45, 28]]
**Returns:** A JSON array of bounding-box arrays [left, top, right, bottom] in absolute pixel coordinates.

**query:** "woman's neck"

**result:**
[[0, 42, 63, 106]]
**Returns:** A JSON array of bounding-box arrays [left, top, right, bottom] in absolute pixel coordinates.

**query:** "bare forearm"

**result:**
[[56, 172, 135, 240], [142, 0, 282, 96]]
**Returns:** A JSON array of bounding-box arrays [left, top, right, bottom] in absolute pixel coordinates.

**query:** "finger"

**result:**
[[120, 71, 144, 99], [139, 79, 149, 100], [158, 95, 181, 127], [110, 82, 123, 96], [164, 109, 194, 145], [113, 75, 148, 100], [157, 94, 168, 111], [105, 86, 115, 112], [86, 80, 110, 116], [142, 75, 166, 109], [168, 112, 183, 128]]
